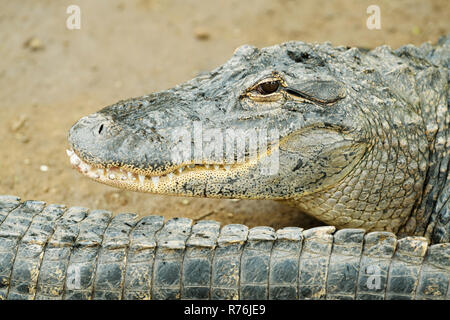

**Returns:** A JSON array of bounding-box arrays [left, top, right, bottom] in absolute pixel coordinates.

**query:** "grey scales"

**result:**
[[0, 195, 448, 300]]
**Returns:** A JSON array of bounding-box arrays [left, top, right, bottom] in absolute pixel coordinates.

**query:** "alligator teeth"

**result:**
[[68, 147, 242, 186], [79, 162, 91, 173], [70, 154, 80, 166], [151, 176, 160, 188]]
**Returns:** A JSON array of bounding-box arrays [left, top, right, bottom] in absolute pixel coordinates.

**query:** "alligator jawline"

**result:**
[[66, 148, 256, 190]]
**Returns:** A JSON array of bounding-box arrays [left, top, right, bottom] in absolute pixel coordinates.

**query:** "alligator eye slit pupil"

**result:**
[[257, 81, 280, 95], [98, 124, 104, 134]]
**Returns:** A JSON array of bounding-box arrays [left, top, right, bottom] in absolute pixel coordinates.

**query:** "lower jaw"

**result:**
[[66, 148, 256, 193]]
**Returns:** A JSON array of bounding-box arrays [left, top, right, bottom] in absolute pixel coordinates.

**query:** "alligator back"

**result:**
[[1, 195, 449, 300]]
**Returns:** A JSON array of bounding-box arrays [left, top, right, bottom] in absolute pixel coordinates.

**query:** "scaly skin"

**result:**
[[67, 36, 449, 244], [0, 195, 449, 300]]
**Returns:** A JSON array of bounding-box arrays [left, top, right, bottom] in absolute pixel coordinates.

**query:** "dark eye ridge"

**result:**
[[256, 81, 280, 95]]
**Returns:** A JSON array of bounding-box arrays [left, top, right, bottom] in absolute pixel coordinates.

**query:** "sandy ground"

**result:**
[[0, 0, 448, 229]]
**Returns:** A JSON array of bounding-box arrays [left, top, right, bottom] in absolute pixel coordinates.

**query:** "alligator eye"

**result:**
[[256, 81, 280, 95]]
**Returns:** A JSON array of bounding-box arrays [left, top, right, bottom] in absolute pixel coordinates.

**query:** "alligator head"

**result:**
[[68, 40, 444, 238]]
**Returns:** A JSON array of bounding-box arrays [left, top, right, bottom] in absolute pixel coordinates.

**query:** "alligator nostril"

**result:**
[[98, 124, 104, 134]]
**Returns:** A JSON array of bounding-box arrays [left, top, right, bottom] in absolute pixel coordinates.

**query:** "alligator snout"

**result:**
[[68, 113, 122, 164], [69, 113, 118, 139]]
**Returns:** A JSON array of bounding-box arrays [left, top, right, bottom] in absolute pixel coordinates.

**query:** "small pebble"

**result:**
[[181, 199, 190, 205], [23, 158, 31, 165], [194, 27, 210, 40], [40, 165, 49, 172], [24, 37, 45, 51], [11, 115, 27, 132], [227, 213, 234, 218], [15, 133, 30, 143]]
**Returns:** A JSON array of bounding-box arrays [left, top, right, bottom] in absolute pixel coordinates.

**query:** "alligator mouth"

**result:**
[[66, 148, 258, 192]]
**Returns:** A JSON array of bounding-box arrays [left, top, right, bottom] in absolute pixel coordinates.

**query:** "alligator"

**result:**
[[1, 36, 449, 300]]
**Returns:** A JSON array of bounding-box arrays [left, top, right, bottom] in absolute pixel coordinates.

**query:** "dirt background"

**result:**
[[0, 0, 448, 229]]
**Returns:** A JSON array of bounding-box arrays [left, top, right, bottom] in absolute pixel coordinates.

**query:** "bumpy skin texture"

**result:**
[[67, 36, 449, 244], [0, 195, 449, 300]]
